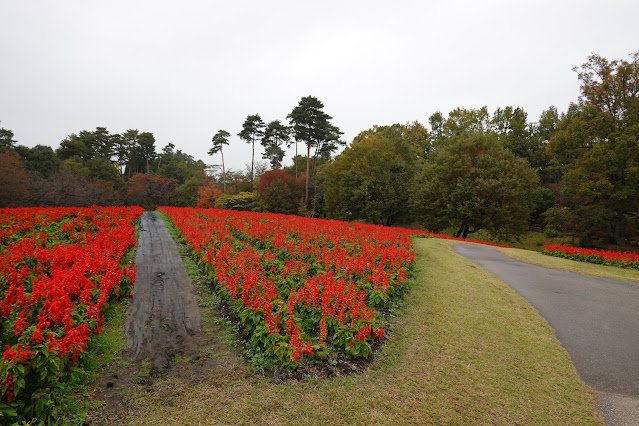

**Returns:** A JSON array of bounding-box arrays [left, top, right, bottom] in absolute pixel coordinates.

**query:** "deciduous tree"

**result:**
[[412, 132, 539, 239], [257, 169, 301, 214], [196, 179, 223, 208], [0, 150, 29, 207], [547, 51, 639, 244], [126, 174, 177, 210], [324, 125, 417, 226]]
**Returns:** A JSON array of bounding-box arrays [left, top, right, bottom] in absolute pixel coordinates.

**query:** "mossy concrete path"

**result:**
[[454, 244, 639, 426], [125, 211, 201, 375]]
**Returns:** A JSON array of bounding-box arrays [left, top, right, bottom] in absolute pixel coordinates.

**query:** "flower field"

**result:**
[[542, 244, 639, 269], [159, 207, 416, 369], [0, 206, 143, 422]]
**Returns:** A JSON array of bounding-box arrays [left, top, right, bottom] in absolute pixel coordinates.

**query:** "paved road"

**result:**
[[453, 244, 639, 425]]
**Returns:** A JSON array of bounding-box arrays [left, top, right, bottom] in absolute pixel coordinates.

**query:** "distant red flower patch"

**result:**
[[542, 244, 639, 270]]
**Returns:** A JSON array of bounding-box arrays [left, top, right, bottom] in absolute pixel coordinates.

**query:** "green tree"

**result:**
[[157, 143, 206, 185], [412, 132, 539, 239], [111, 132, 130, 176], [428, 107, 491, 142], [171, 176, 205, 207], [60, 158, 89, 176], [547, 51, 639, 244], [287, 96, 343, 208], [87, 156, 125, 189], [261, 120, 290, 168], [325, 124, 417, 226], [57, 127, 115, 162], [402, 120, 432, 162], [0, 124, 17, 150], [209, 130, 230, 192], [121, 129, 139, 176], [14, 144, 60, 178], [215, 192, 264, 212], [126, 131, 156, 175], [57, 137, 90, 162], [533, 106, 561, 183], [490, 106, 540, 166], [238, 114, 265, 182]]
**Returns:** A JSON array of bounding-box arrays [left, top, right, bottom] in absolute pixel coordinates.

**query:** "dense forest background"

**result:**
[[1, 52, 638, 249]]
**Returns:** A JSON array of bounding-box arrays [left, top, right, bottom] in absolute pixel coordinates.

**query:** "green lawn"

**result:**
[[107, 238, 602, 425]]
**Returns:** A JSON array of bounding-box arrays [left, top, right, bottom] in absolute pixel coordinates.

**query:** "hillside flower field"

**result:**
[[3, 205, 630, 423], [0, 206, 143, 422], [159, 207, 416, 369]]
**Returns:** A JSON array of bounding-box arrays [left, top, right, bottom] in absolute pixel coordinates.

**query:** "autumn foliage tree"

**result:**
[[0, 150, 29, 207], [257, 169, 301, 214], [196, 180, 223, 208], [126, 174, 177, 210]]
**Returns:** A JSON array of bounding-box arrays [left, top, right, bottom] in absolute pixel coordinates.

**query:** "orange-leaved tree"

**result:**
[[196, 180, 223, 208]]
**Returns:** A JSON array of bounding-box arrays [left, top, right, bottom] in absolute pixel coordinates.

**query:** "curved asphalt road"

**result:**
[[453, 244, 639, 425]]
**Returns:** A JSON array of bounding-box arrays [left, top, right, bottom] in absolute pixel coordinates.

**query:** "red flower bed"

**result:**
[[542, 244, 639, 269], [0, 206, 143, 422], [159, 207, 415, 369]]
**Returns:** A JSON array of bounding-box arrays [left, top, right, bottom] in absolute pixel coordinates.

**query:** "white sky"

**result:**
[[1, 0, 638, 172]]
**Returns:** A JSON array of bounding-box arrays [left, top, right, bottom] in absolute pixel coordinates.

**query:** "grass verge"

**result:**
[[112, 237, 601, 425], [499, 247, 639, 283]]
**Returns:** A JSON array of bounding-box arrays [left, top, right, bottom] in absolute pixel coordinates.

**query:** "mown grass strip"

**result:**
[[118, 237, 601, 425], [499, 247, 639, 283]]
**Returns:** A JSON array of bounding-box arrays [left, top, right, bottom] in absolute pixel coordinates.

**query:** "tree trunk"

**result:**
[[456, 224, 475, 239], [251, 138, 255, 183], [311, 144, 320, 214], [462, 227, 471, 239], [221, 147, 226, 193], [305, 143, 311, 208], [461, 225, 477, 239], [295, 140, 298, 179]]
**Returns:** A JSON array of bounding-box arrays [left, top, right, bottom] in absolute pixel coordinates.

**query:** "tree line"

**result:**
[[1, 52, 638, 248]]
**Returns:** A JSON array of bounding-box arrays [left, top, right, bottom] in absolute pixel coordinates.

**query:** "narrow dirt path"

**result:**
[[453, 244, 639, 426], [125, 211, 201, 375]]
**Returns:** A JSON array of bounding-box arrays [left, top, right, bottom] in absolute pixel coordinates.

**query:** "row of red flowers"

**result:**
[[542, 244, 639, 269], [0, 206, 143, 422], [159, 207, 416, 369]]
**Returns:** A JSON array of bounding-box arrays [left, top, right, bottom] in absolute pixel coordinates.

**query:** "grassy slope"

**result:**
[[119, 238, 602, 425], [499, 247, 639, 283]]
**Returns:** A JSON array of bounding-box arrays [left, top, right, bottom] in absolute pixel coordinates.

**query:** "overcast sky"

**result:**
[[1, 0, 638, 172]]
